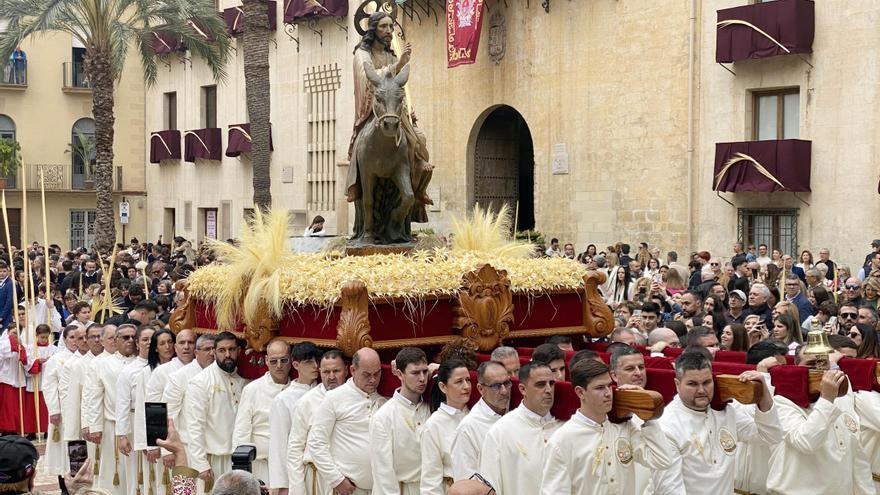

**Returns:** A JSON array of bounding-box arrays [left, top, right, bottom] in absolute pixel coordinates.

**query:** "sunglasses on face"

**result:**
[[845, 285, 860, 290], [480, 380, 512, 392], [840, 312, 858, 319]]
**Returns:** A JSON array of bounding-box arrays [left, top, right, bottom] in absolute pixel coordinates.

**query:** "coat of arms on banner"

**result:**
[[447, 0, 485, 67]]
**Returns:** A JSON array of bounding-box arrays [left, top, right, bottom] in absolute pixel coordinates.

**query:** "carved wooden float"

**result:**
[[170, 264, 614, 356]]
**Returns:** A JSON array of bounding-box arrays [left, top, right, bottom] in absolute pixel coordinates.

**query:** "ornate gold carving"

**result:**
[[453, 264, 514, 352], [244, 302, 277, 352], [336, 280, 373, 357], [168, 280, 196, 335], [583, 271, 614, 337]]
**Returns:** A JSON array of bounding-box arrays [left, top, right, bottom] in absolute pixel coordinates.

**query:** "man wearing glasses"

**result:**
[[837, 302, 860, 334], [268, 341, 321, 491], [82, 323, 137, 494], [480, 362, 561, 495], [451, 361, 510, 481], [843, 278, 865, 308], [233, 339, 292, 485], [782, 275, 812, 325]]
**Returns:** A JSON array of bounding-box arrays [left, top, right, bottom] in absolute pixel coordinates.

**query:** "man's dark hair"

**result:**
[[609, 344, 642, 371], [667, 251, 678, 262], [128, 284, 144, 297], [134, 300, 159, 313], [828, 334, 858, 352], [732, 255, 748, 269], [621, 244, 631, 254], [640, 302, 660, 316], [395, 347, 427, 372], [550, 238, 559, 244], [664, 320, 688, 338], [518, 361, 549, 384], [817, 300, 838, 316], [568, 349, 599, 369], [215, 331, 240, 348], [61, 259, 73, 271], [62, 324, 79, 339], [604, 342, 632, 356], [0, 260, 8, 270], [684, 326, 715, 347], [570, 358, 610, 390], [545, 335, 572, 346], [291, 341, 321, 362], [858, 305, 879, 323], [476, 360, 507, 383], [681, 290, 703, 303], [354, 12, 394, 54], [532, 343, 565, 365], [321, 349, 345, 362], [746, 339, 787, 365], [674, 349, 713, 378]]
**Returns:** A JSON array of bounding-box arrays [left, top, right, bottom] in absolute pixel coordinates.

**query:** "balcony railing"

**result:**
[[62, 62, 91, 90], [2, 164, 122, 191], [0, 61, 27, 88]]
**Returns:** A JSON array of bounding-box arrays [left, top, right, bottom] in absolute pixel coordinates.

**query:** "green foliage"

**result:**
[[515, 229, 545, 246], [69, 129, 96, 175], [0, 138, 21, 178]]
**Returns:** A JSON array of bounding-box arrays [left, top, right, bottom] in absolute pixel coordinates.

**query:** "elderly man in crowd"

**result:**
[[489, 346, 520, 378], [745, 283, 774, 329]]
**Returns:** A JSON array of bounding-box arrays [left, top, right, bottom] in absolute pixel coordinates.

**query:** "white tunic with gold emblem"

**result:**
[[369, 389, 432, 495]]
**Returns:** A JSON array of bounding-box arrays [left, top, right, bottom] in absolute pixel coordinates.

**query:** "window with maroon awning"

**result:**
[[284, 0, 347, 23], [151, 31, 184, 55], [225, 2, 278, 37], [226, 123, 274, 157], [716, 0, 814, 64], [713, 139, 811, 193], [150, 130, 182, 163], [184, 128, 223, 162]]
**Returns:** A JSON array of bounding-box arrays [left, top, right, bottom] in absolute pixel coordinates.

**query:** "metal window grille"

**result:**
[[737, 208, 799, 256], [303, 64, 341, 212], [70, 209, 96, 250]]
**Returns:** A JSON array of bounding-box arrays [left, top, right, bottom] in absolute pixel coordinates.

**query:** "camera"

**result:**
[[231, 445, 257, 473]]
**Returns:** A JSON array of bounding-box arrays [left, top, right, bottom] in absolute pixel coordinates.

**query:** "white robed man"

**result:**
[[161, 334, 215, 473], [652, 350, 782, 495], [370, 347, 431, 495], [420, 359, 471, 495], [855, 388, 880, 493], [82, 323, 136, 494], [267, 341, 321, 492], [40, 325, 79, 478], [309, 347, 387, 495], [234, 339, 292, 485], [450, 360, 510, 481], [542, 359, 674, 495], [144, 328, 195, 495], [63, 323, 104, 462], [766, 346, 877, 494], [115, 325, 154, 495], [284, 350, 348, 495], [183, 331, 246, 494], [479, 362, 562, 495]]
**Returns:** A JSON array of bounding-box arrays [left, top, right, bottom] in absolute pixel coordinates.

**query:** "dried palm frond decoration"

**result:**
[[92, 246, 124, 323], [450, 204, 533, 259]]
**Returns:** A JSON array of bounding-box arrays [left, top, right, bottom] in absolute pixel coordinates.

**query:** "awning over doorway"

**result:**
[[184, 128, 223, 162], [150, 130, 182, 163], [226, 123, 274, 157], [713, 139, 811, 193], [224, 2, 278, 37], [284, 0, 347, 23], [716, 0, 814, 63]]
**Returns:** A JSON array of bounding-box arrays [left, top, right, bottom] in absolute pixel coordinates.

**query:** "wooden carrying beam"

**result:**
[[613, 389, 665, 421], [715, 374, 763, 404]]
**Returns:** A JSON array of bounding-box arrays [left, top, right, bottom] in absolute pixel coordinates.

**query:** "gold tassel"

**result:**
[[205, 477, 213, 493], [163, 467, 170, 488], [138, 465, 143, 484], [52, 427, 60, 442], [149, 463, 155, 495], [112, 471, 119, 486], [113, 448, 120, 486], [94, 445, 101, 476]]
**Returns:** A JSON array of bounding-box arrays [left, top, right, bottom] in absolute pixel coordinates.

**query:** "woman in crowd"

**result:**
[[863, 277, 880, 310], [421, 359, 472, 494], [664, 266, 688, 295], [796, 250, 814, 272], [848, 323, 880, 359], [744, 314, 767, 347], [773, 301, 801, 329], [630, 277, 652, 304], [608, 266, 634, 308], [643, 258, 661, 280], [772, 313, 803, 354], [806, 286, 830, 315], [721, 323, 749, 352], [68, 301, 92, 327]]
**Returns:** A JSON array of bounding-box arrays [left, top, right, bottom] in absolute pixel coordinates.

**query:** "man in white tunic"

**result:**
[[652, 351, 782, 495], [766, 347, 877, 494], [233, 339, 291, 485], [63, 323, 104, 461], [116, 325, 154, 495], [39, 325, 79, 478], [541, 359, 673, 494], [184, 331, 246, 493], [284, 349, 348, 495], [451, 360, 510, 481], [309, 347, 386, 495], [479, 362, 562, 495], [267, 341, 321, 491], [370, 347, 431, 495], [82, 323, 136, 494]]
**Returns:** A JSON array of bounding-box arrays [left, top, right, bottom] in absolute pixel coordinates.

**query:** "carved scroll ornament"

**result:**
[[244, 301, 278, 352], [582, 270, 614, 338], [168, 280, 196, 335], [336, 280, 374, 357], [453, 264, 514, 352]]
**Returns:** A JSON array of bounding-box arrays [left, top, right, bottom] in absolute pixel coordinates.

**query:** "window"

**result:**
[[0, 115, 16, 187], [738, 209, 799, 256], [754, 88, 799, 140], [304, 64, 341, 212], [71, 117, 95, 189], [201, 85, 217, 128], [164, 92, 177, 130], [70, 209, 96, 250]]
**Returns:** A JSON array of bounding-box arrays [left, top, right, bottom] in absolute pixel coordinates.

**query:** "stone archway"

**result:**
[[468, 105, 535, 230]]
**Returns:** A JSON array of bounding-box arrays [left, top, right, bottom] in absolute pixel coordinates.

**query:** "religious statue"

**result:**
[[346, 11, 434, 244]]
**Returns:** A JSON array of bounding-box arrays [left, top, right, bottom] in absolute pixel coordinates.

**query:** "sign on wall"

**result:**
[[206, 210, 217, 240]]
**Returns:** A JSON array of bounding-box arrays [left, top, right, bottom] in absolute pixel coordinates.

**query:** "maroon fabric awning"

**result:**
[[716, 0, 814, 63], [284, 0, 347, 23], [225, 2, 278, 37], [150, 130, 182, 163], [226, 123, 274, 158], [187, 17, 218, 42], [713, 139, 811, 193], [184, 128, 223, 162], [152, 31, 184, 55]]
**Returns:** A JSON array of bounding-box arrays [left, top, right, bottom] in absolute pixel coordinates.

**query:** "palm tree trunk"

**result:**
[[83, 47, 116, 253], [243, 0, 272, 210]]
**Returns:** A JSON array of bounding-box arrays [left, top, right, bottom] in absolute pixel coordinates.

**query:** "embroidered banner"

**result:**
[[447, 0, 485, 67]]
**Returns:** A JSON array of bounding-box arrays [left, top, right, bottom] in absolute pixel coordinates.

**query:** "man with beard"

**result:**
[[450, 360, 511, 481], [284, 350, 348, 495], [63, 323, 104, 461], [480, 362, 562, 495], [184, 331, 246, 493], [268, 341, 321, 491], [82, 323, 136, 494], [115, 325, 155, 495], [235, 339, 292, 485], [39, 325, 80, 480], [652, 351, 781, 494], [369, 347, 431, 494], [309, 347, 386, 495]]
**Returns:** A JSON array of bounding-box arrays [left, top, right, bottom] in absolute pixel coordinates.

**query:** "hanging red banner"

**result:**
[[447, 0, 485, 67]]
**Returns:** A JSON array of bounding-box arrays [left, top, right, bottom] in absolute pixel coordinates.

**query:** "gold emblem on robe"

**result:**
[[719, 428, 737, 454], [843, 414, 858, 434], [616, 438, 634, 465]]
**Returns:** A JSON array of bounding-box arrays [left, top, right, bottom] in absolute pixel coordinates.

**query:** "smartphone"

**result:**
[[829, 316, 838, 329], [145, 402, 168, 447], [633, 310, 642, 318], [68, 440, 87, 475]]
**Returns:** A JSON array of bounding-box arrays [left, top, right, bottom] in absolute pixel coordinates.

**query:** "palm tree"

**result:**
[[242, 0, 272, 210], [0, 0, 231, 253]]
